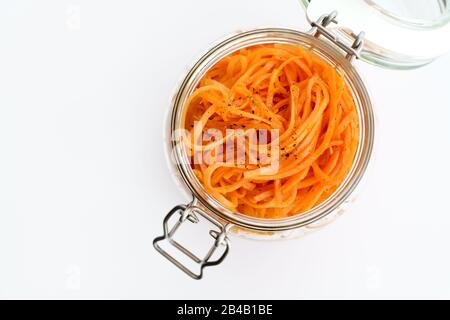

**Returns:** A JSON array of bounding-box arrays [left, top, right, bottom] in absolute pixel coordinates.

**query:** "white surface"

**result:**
[[1, 0, 450, 299]]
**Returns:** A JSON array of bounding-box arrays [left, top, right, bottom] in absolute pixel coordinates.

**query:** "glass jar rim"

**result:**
[[167, 28, 374, 232]]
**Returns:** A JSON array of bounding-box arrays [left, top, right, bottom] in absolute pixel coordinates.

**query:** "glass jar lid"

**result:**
[[300, 0, 450, 69]]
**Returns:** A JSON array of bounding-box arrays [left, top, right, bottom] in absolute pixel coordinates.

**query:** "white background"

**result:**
[[1, 0, 450, 299]]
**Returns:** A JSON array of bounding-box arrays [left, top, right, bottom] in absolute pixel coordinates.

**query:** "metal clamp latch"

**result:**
[[310, 11, 365, 62], [153, 200, 231, 280]]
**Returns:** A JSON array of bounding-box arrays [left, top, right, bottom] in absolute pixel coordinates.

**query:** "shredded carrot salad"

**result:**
[[183, 43, 359, 218]]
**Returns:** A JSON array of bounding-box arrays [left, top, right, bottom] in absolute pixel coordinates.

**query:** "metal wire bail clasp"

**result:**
[[310, 11, 365, 62], [153, 199, 231, 280]]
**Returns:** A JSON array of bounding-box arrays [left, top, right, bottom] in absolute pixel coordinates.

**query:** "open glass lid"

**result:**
[[300, 0, 450, 69]]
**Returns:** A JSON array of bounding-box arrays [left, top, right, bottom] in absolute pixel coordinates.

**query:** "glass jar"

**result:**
[[154, 2, 450, 279]]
